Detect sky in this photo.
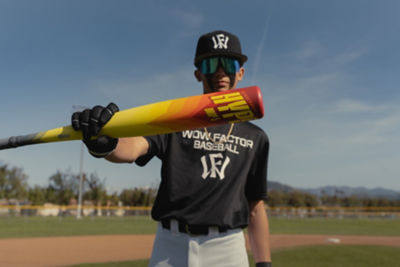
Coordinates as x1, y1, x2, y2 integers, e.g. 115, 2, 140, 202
0, 0, 399, 192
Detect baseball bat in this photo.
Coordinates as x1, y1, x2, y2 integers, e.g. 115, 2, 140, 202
0, 86, 264, 150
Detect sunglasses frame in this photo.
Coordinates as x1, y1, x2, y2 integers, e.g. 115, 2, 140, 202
200, 57, 240, 75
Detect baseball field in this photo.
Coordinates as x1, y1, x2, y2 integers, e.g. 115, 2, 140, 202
0, 216, 399, 266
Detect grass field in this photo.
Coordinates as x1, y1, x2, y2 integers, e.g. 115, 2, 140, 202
0, 216, 157, 238
1, 216, 399, 266
0, 215, 399, 238
270, 217, 400, 236
70, 245, 400, 267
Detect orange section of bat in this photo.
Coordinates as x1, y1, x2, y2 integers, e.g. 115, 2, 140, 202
146, 86, 264, 133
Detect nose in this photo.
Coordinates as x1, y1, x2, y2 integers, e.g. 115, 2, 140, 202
215, 66, 227, 76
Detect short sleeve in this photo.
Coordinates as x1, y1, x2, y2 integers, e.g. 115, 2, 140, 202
245, 133, 269, 201
135, 134, 169, 166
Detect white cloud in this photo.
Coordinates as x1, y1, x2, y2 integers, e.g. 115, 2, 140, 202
291, 40, 367, 72
332, 99, 388, 113
331, 48, 367, 66
295, 40, 324, 60
314, 101, 399, 147
298, 72, 342, 90
373, 113, 400, 130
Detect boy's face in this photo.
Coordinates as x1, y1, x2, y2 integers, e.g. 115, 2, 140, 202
194, 57, 245, 93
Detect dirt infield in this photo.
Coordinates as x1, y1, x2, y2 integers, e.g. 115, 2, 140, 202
0, 234, 399, 267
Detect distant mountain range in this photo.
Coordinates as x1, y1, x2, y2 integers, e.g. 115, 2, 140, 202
268, 181, 295, 193
268, 181, 400, 200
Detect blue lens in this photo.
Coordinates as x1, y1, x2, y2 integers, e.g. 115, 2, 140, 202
220, 57, 240, 74
201, 58, 218, 74
200, 57, 239, 75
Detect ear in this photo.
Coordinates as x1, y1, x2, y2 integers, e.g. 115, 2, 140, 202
194, 70, 202, 82
236, 67, 245, 81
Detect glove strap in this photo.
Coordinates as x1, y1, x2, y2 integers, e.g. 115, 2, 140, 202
88, 149, 115, 158
85, 137, 118, 158
256, 262, 272, 267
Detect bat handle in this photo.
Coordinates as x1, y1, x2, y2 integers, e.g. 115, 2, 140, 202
0, 126, 82, 150
0, 134, 39, 150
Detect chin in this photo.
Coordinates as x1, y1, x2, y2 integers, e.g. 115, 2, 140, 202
214, 85, 232, 91
204, 85, 231, 94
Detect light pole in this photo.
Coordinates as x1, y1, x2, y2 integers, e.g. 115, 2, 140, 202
72, 105, 87, 220
77, 142, 84, 219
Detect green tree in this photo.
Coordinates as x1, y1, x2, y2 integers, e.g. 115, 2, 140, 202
119, 187, 157, 206
267, 190, 286, 207
47, 170, 79, 205
106, 192, 120, 206
145, 188, 157, 206
28, 185, 47, 205
119, 189, 135, 206
0, 165, 7, 199
83, 173, 107, 205
287, 191, 305, 207
340, 195, 362, 207
304, 193, 319, 207
0, 164, 29, 200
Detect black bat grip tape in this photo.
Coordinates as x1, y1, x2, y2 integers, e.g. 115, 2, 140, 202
0, 134, 37, 150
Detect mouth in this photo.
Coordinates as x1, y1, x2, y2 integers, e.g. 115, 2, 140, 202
214, 80, 229, 88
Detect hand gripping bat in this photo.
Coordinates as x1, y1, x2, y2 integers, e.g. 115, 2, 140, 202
0, 86, 264, 150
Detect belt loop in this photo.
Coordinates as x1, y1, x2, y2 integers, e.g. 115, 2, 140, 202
170, 219, 179, 234
208, 226, 219, 237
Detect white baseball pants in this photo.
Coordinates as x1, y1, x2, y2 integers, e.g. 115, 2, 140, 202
149, 221, 249, 267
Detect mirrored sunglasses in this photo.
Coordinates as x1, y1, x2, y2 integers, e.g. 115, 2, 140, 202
200, 57, 240, 75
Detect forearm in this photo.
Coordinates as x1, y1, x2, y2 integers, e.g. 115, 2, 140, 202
248, 200, 271, 263
106, 137, 148, 163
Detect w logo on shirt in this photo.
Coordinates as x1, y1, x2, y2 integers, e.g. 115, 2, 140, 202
200, 153, 230, 180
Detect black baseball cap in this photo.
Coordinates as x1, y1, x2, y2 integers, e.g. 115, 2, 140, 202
194, 30, 248, 67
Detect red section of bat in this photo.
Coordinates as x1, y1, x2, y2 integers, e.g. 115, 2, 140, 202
150, 86, 264, 131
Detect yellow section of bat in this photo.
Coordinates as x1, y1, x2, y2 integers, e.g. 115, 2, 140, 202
101, 99, 183, 137
34, 99, 177, 143
33, 125, 82, 143
104, 103, 167, 137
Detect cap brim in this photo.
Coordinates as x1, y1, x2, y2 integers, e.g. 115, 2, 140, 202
195, 52, 248, 66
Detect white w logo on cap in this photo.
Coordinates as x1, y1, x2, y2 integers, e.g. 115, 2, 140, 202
212, 34, 229, 49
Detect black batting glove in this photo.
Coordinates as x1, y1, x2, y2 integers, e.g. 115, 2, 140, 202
71, 103, 119, 158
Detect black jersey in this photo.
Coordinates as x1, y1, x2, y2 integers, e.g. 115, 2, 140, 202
136, 122, 269, 229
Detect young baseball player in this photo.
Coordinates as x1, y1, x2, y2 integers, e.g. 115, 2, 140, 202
72, 30, 272, 267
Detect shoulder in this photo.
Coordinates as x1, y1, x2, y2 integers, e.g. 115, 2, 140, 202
236, 122, 269, 143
